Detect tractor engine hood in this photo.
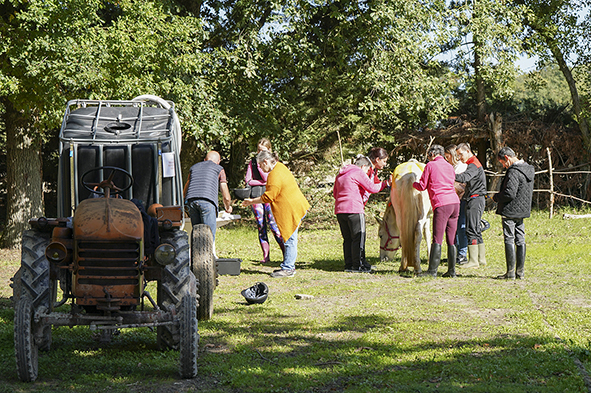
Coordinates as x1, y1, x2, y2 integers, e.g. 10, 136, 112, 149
74, 198, 143, 241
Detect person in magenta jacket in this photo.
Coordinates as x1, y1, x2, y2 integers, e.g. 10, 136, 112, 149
413, 144, 460, 277
334, 156, 389, 273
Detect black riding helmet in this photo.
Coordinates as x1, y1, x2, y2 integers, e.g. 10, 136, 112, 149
241, 282, 269, 304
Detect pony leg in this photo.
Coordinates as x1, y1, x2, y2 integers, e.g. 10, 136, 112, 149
399, 257, 408, 272
414, 222, 422, 273
422, 218, 431, 261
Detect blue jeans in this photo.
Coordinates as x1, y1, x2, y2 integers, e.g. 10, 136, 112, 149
281, 228, 299, 271
187, 199, 217, 241
455, 200, 468, 256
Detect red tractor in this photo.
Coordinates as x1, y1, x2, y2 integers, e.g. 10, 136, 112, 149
12, 97, 216, 381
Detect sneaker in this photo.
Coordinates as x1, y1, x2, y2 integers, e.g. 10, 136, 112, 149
270, 269, 296, 278
457, 255, 468, 265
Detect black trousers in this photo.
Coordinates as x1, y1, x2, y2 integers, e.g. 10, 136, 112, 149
337, 213, 369, 269
465, 196, 485, 245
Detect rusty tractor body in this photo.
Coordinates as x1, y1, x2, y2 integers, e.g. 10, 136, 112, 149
12, 97, 213, 382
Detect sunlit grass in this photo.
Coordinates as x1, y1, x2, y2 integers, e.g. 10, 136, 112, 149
0, 209, 591, 391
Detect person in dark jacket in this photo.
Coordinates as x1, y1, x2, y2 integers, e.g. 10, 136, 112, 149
493, 147, 535, 280
455, 143, 487, 269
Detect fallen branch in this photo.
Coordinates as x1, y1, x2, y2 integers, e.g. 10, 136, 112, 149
254, 348, 278, 364
563, 213, 591, 219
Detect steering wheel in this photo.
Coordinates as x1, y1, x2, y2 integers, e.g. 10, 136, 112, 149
81, 166, 134, 198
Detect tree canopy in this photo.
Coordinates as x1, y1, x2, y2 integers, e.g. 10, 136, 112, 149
0, 0, 590, 246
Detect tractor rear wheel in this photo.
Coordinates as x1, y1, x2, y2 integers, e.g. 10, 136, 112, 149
157, 230, 196, 350
191, 224, 216, 321
179, 294, 199, 378
18, 230, 53, 351
14, 296, 38, 382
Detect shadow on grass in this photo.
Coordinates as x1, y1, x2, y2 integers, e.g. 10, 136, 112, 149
0, 295, 586, 393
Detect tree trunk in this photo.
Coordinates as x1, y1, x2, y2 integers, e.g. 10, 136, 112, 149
474, 40, 486, 123
1, 100, 44, 248
546, 40, 591, 155
487, 112, 504, 196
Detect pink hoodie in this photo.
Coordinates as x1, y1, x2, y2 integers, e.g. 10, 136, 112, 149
245, 159, 268, 186
413, 155, 459, 209
334, 164, 386, 214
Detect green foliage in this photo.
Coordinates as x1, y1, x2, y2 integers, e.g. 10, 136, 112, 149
514, 66, 573, 121
445, 0, 526, 118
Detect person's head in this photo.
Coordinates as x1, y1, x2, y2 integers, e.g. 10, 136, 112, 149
427, 145, 444, 161
497, 146, 518, 169
368, 147, 389, 169
354, 156, 372, 172
444, 144, 458, 166
257, 138, 272, 154
205, 151, 221, 164
257, 150, 278, 173
455, 142, 473, 163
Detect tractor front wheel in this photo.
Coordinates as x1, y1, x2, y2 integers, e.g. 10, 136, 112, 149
191, 224, 216, 321
14, 296, 38, 382
18, 230, 53, 351
179, 294, 199, 378
157, 230, 196, 350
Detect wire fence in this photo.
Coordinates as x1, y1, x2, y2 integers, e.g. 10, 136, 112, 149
484, 147, 591, 219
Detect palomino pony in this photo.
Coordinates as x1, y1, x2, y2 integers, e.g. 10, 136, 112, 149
377, 160, 432, 273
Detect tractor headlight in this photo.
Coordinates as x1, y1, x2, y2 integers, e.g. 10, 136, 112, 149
45, 242, 67, 263
154, 243, 176, 265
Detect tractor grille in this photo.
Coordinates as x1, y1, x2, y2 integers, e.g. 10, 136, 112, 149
75, 241, 142, 306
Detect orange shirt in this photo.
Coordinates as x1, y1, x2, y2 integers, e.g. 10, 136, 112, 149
261, 162, 310, 240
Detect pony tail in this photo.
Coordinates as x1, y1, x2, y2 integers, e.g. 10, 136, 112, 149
400, 172, 420, 265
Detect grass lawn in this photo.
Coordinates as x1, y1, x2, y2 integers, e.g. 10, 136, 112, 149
1, 209, 591, 392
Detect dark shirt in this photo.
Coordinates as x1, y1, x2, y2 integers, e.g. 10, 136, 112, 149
455, 156, 487, 200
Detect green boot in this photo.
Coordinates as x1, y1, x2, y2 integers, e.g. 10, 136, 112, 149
496, 243, 516, 279
516, 244, 526, 279
421, 243, 441, 277
443, 245, 457, 278
459, 244, 479, 268
478, 243, 486, 266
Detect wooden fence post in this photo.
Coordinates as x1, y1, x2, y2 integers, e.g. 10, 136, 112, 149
547, 147, 554, 219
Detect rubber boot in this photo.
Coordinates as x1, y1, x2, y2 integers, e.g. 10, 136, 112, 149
260, 242, 270, 263
443, 245, 457, 278
459, 244, 479, 268
421, 243, 441, 277
496, 243, 516, 279
478, 243, 486, 266
516, 244, 526, 279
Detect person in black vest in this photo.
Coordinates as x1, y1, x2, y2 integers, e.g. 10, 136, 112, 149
245, 138, 285, 263
183, 150, 233, 241
493, 147, 535, 280
455, 143, 487, 269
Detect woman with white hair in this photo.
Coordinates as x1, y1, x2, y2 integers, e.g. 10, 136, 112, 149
242, 151, 310, 278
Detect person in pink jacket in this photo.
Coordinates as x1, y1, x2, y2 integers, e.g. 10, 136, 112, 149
413, 144, 460, 277
334, 156, 389, 273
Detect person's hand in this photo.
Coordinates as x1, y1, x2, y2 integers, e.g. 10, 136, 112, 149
241, 199, 252, 207
226, 205, 233, 214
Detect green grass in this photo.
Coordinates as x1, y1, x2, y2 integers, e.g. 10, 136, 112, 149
2, 208, 591, 392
